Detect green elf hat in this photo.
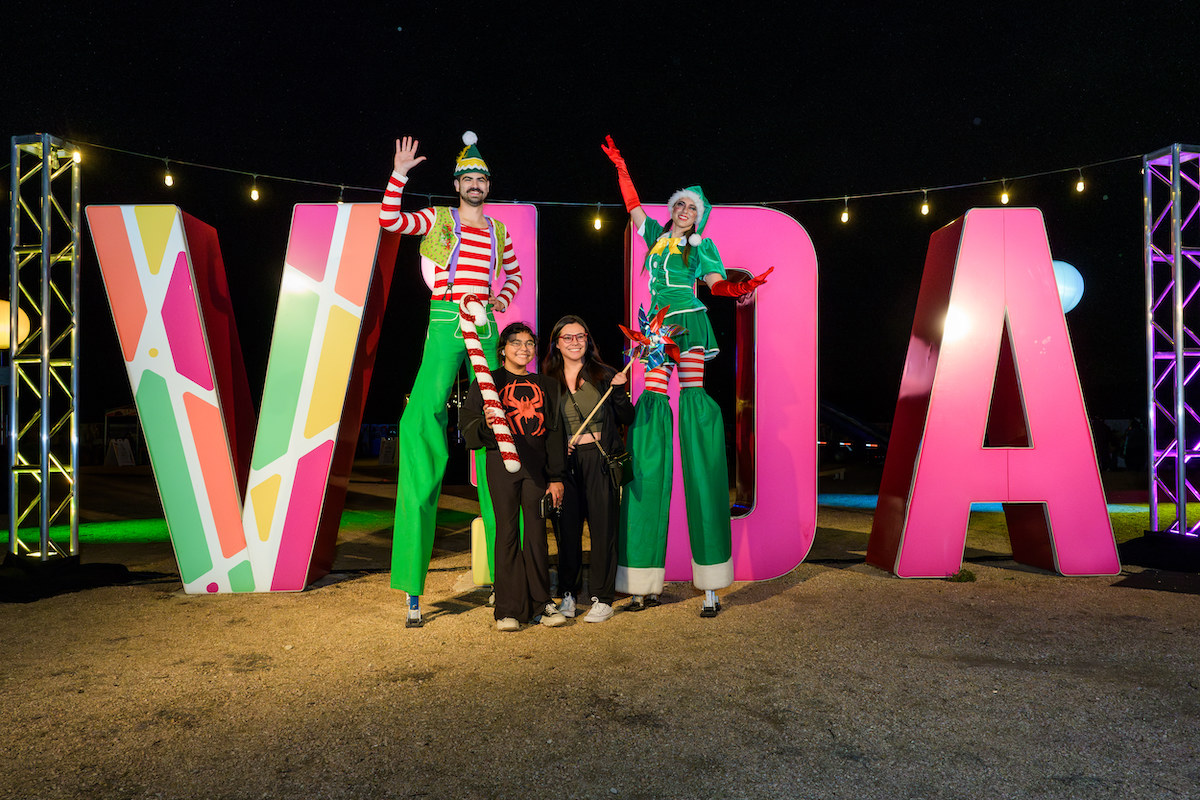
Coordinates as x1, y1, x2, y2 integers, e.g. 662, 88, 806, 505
453, 131, 490, 177
667, 185, 711, 244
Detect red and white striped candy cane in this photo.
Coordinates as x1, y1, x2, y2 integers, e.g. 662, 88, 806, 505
460, 294, 521, 473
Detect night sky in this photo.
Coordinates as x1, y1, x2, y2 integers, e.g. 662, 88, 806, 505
7, 3, 1199, 429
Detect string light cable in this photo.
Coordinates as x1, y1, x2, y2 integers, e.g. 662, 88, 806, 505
59, 137, 1140, 213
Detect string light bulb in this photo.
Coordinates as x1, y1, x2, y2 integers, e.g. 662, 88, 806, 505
920, 190, 930, 216
593, 203, 602, 230
337, 185, 345, 205
72, 150, 81, 164
840, 197, 849, 224
163, 159, 174, 187
250, 175, 260, 202
1000, 180, 1010, 205
1075, 169, 1085, 193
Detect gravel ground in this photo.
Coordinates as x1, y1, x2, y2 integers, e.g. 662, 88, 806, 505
1, 470, 1198, 800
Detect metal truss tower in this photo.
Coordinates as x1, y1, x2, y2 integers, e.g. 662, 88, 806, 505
7, 133, 81, 562
1144, 144, 1200, 538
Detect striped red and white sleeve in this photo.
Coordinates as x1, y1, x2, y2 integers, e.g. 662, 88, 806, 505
379, 171, 436, 234
495, 231, 521, 307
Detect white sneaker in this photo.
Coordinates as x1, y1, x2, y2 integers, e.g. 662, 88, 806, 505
560, 593, 577, 618
539, 602, 567, 627
584, 597, 614, 623
496, 617, 520, 632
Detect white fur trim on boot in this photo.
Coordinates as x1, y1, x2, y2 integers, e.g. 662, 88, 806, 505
691, 558, 733, 591
616, 565, 665, 597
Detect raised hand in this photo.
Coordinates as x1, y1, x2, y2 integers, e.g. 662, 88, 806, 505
393, 136, 427, 177
602, 135, 641, 212
601, 135, 625, 167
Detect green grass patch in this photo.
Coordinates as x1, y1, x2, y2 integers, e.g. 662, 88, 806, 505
18, 506, 478, 546
968, 505, 1159, 545
16, 518, 171, 545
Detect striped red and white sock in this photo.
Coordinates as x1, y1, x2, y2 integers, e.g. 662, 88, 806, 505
644, 364, 672, 395
678, 347, 706, 389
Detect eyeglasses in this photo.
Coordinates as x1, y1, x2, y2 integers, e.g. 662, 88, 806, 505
558, 333, 588, 344
506, 339, 537, 350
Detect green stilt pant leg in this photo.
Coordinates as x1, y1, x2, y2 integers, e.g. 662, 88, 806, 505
390, 300, 498, 594
679, 387, 734, 590
616, 391, 673, 596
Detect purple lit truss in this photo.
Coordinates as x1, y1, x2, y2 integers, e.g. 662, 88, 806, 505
1144, 144, 1200, 537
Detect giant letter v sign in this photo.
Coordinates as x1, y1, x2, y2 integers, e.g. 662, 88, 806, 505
87, 204, 398, 592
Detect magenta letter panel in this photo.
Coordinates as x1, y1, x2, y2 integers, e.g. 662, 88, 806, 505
867, 208, 1119, 577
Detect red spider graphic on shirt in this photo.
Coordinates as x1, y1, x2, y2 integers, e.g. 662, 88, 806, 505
499, 380, 546, 437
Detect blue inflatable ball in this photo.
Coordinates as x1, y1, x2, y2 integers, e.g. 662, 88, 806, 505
1052, 260, 1084, 313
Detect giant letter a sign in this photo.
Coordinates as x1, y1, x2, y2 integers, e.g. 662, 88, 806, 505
867, 208, 1119, 578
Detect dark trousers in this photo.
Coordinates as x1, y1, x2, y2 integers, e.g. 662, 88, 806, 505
487, 456, 552, 623
555, 443, 619, 604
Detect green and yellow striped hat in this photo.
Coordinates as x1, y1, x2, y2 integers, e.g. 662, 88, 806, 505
453, 131, 490, 177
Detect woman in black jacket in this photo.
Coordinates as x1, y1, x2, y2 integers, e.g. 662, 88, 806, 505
542, 314, 635, 623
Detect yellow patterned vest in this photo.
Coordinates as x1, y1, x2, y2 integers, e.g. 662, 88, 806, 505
417, 206, 508, 286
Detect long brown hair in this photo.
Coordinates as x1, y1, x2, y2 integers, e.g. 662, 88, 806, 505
541, 314, 615, 390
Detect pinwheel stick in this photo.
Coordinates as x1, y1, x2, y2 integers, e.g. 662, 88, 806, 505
567, 360, 635, 447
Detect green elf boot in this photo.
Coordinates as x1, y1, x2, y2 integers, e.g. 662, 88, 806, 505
617, 390, 673, 597
679, 387, 733, 590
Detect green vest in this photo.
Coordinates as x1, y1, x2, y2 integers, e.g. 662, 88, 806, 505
417, 206, 508, 286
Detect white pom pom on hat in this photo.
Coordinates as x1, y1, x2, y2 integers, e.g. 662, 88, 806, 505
688, 233, 702, 246
462, 131, 478, 146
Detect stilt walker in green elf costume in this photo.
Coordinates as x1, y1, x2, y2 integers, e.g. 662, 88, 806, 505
601, 136, 772, 617
380, 133, 523, 627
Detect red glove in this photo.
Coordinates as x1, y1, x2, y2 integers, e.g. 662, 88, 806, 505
601, 135, 641, 212
710, 267, 774, 298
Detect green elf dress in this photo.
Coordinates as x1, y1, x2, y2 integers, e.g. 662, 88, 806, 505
617, 185, 734, 596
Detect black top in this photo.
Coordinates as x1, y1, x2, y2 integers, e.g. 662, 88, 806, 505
462, 369, 566, 482
559, 366, 636, 460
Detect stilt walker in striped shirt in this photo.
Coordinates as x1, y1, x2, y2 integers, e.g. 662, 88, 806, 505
601, 136, 771, 617
380, 133, 523, 627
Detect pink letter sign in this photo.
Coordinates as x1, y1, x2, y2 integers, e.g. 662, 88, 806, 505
867, 208, 1119, 577
627, 205, 818, 582
459, 204, 542, 505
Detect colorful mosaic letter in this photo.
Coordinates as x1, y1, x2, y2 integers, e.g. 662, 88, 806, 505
86, 204, 400, 592
867, 208, 1119, 577
627, 205, 819, 582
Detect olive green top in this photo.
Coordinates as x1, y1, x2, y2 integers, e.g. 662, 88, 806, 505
563, 380, 604, 439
